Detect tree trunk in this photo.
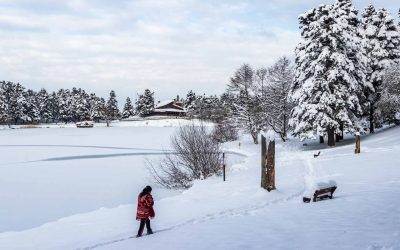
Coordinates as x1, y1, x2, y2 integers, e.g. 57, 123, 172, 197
266, 140, 276, 191
279, 132, 287, 142
355, 135, 361, 154
251, 132, 259, 144
336, 134, 340, 143
261, 135, 267, 189
327, 128, 335, 147
282, 115, 287, 142
319, 136, 324, 144
369, 104, 375, 134
339, 123, 344, 140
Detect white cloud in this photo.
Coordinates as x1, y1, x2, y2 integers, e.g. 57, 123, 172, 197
0, 0, 397, 103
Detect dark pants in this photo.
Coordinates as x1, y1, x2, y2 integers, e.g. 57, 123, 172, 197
137, 218, 152, 236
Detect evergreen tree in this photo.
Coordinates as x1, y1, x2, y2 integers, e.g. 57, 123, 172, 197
290, 3, 364, 146
184, 90, 197, 118
23, 89, 40, 123
58, 89, 73, 123
2, 82, 26, 124
105, 90, 120, 124
0, 82, 8, 124
194, 95, 223, 122
36, 89, 53, 123
88, 93, 105, 122
376, 64, 400, 125
135, 89, 154, 117
122, 97, 135, 119
361, 6, 400, 133
70, 88, 90, 122
49, 91, 60, 123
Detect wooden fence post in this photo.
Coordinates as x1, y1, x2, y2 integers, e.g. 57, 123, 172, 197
355, 134, 361, 154
261, 135, 267, 189
266, 139, 276, 191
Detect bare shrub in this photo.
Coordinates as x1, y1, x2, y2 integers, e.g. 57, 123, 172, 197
212, 122, 238, 143
148, 123, 222, 189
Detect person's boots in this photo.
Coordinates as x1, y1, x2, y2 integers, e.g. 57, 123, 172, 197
147, 229, 153, 235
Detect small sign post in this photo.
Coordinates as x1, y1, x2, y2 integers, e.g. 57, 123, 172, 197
222, 151, 226, 182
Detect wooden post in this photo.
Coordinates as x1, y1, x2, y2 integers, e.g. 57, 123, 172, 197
222, 152, 226, 181
339, 123, 344, 140
266, 139, 276, 191
355, 134, 361, 154
319, 136, 324, 144
261, 135, 267, 189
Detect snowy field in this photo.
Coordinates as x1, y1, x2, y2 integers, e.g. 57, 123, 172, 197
1, 122, 400, 250
0, 120, 203, 233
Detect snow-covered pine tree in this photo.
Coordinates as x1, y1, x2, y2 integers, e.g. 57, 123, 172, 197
2, 82, 27, 124
88, 94, 101, 122
184, 90, 197, 118
70, 88, 90, 122
79, 90, 91, 121
22, 89, 40, 123
332, 0, 367, 139
122, 97, 135, 119
36, 89, 53, 123
377, 64, 400, 125
195, 95, 223, 122
70, 87, 79, 122
361, 6, 400, 133
227, 64, 263, 144
49, 91, 60, 123
57, 89, 72, 123
0, 82, 8, 124
290, 3, 364, 146
89, 95, 106, 122
105, 90, 120, 125
264, 57, 294, 142
135, 89, 154, 117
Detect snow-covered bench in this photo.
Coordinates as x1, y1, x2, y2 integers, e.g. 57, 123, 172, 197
303, 180, 337, 203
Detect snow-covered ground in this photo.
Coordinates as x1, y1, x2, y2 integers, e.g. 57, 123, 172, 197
1, 122, 400, 250
0, 119, 212, 233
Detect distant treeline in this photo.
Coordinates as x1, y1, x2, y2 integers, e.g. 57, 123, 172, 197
0, 81, 231, 125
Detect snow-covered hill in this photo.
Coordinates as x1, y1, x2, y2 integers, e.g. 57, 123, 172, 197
1, 125, 399, 250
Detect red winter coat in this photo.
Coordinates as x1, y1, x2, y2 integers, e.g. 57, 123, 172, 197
136, 193, 155, 220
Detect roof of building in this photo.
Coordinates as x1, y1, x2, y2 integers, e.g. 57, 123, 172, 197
155, 100, 174, 109
153, 108, 186, 113
155, 100, 185, 111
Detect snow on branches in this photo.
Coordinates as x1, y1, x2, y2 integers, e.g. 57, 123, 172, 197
290, 1, 366, 144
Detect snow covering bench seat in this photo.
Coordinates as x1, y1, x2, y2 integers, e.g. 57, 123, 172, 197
303, 180, 337, 203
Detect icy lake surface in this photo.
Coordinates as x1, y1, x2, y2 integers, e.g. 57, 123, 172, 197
0, 126, 179, 232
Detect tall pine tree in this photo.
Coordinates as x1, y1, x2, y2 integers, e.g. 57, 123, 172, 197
122, 97, 135, 119
135, 89, 154, 117
105, 90, 120, 125
361, 6, 400, 133
290, 2, 364, 146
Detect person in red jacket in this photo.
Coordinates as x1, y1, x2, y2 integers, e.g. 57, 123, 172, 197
136, 185, 155, 237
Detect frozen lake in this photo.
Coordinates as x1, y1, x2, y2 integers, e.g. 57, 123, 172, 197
0, 126, 180, 233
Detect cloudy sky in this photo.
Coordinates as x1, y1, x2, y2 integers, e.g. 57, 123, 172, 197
0, 0, 398, 103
